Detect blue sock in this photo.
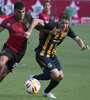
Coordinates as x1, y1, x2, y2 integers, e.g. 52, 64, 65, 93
33, 73, 51, 80
44, 79, 59, 93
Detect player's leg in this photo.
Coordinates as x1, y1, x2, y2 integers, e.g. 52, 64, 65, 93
0, 44, 12, 70
0, 55, 10, 82
0, 55, 9, 69
50, 55, 64, 81
44, 70, 64, 93
0, 65, 10, 82
29, 53, 52, 80
42, 56, 64, 98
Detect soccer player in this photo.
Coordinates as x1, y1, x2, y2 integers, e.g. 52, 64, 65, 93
0, 1, 46, 82
29, 13, 89, 98
38, 0, 58, 39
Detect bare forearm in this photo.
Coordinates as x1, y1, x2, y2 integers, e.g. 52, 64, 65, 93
28, 19, 44, 33
35, 25, 52, 33
24, 19, 44, 38
74, 36, 89, 50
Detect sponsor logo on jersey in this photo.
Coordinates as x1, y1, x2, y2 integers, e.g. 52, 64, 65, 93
44, 17, 47, 20
19, 28, 23, 31
53, 39, 60, 43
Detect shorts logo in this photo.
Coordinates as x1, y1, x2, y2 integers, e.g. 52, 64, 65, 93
48, 63, 52, 68
12, 63, 18, 68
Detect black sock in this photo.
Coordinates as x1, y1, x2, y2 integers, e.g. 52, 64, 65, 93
33, 73, 51, 80
44, 79, 59, 93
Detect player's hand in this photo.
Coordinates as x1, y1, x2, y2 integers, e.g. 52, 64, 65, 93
81, 45, 89, 50
51, 29, 62, 35
24, 32, 31, 39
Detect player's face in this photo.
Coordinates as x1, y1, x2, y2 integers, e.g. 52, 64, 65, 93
14, 7, 25, 22
58, 19, 69, 31
44, 2, 51, 12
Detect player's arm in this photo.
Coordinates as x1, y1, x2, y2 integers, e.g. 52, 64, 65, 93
68, 26, 89, 50
35, 24, 52, 34
24, 18, 44, 38
74, 36, 89, 50
36, 21, 61, 35
24, 19, 59, 38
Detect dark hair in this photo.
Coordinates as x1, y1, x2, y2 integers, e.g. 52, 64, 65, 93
43, 0, 51, 6
59, 13, 69, 21
14, 1, 25, 10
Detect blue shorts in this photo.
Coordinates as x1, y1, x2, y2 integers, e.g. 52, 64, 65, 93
35, 53, 62, 74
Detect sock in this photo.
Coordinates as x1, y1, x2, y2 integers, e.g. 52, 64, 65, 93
44, 79, 59, 93
33, 73, 51, 80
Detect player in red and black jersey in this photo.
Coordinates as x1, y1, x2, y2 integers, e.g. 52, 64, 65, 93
0, 1, 47, 82
29, 13, 89, 98
38, 0, 59, 39
0, 1, 34, 82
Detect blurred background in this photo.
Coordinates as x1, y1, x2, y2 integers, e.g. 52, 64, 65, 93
0, 0, 90, 24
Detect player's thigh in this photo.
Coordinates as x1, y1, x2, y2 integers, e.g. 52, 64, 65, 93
50, 68, 60, 79
50, 69, 64, 81
35, 53, 56, 73
52, 55, 62, 71
50, 56, 63, 80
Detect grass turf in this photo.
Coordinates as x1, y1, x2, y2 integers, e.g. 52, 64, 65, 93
0, 24, 90, 100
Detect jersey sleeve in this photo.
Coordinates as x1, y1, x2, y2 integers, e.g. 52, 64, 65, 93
38, 13, 42, 19
0, 18, 7, 28
25, 13, 33, 24
44, 21, 56, 30
68, 26, 77, 38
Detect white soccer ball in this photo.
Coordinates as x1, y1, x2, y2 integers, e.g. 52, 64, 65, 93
25, 78, 41, 94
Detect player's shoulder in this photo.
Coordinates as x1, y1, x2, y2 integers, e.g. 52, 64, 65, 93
39, 11, 47, 17
25, 13, 32, 19
24, 13, 33, 24
1, 15, 14, 26
4, 15, 14, 21
68, 25, 73, 32
2, 15, 14, 23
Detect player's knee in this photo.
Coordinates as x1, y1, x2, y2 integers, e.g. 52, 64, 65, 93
0, 62, 5, 68
60, 74, 64, 80
50, 69, 60, 81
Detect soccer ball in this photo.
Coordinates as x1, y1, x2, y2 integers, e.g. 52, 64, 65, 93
25, 78, 40, 94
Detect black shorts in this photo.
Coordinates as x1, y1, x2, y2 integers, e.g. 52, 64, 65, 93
0, 44, 24, 72
35, 53, 62, 74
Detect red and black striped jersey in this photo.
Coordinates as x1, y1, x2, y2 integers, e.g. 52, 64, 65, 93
0, 14, 33, 55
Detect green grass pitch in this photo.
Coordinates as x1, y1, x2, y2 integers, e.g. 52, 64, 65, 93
0, 24, 90, 100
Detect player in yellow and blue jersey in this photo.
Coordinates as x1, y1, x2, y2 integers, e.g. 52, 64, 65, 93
29, 13, 89, 98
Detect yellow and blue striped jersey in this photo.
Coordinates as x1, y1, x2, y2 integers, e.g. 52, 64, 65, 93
35, 21, 77, 57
